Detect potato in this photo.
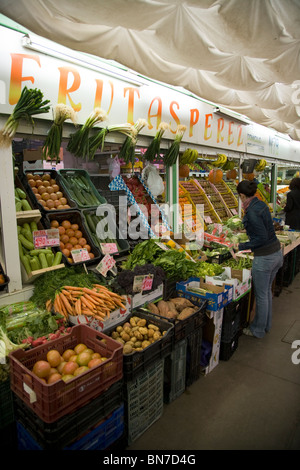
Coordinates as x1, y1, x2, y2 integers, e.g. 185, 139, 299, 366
129, 318, 137, 327
115, 338, 125, 344
111, 331, 119, 339
121, 331, 131, 342
124, 326, 131, 334
142, 340, 151, 349
147, 302, 159, 315
123, 322, 131, 329
138, 327, 148, 336
134, 341, 142, 348
134, 331, 143, 341
153, 331, 161, 341
123, 344, 133, 354
137, 319, 146, 327
148, 324, 159, 331
116, 326, 123, 333
147, 328, 155, 338
177, 307, 197, 320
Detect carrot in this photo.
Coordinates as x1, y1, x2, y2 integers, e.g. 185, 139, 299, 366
55, 294, 67, 318
63, 286, 84, 291
46, 299, 52, 311
75, 298, 81, 315
59, 292, 73, 315
61, 289, 72, 299
81, 296, 96, 311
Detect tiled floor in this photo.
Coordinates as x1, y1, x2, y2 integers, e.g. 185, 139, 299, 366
127, 274, 300, 450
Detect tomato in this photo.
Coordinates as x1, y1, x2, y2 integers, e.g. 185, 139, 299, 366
32, 361, 51, 378
47, 350, 62, 368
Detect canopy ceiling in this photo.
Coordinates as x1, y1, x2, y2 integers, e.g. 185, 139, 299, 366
1, 0, 300, 141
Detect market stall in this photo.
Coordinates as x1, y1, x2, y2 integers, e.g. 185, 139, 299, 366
0, 20, 300, 451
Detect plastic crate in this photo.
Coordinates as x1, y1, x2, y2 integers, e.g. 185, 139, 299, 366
58, 169, 107, 209
124, 359, 164, 445
185, 327, 203, 387
9, 324, 123, 423
13, 379, 123, 450
221, 299, 244, 342
99, 189, 127, 208
82, 208, 130, 256
205, 250, 232, 264
0, 379, 14, 429
103, 310, 174, 381
43, 209, 102, 266
164, 339, 187, 404
0, 422, 17, 450
17, 403, 124, 450
22, 169, 78, 213
220, 331, 239, 361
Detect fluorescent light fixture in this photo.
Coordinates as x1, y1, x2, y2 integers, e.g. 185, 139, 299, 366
22, 34, 148, 87
213, 106, 252, 124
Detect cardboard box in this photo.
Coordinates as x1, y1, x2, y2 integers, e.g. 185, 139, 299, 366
176, 277, 233, 311
206, 266, 252, 301
130, 283, 164, 310
68, 297, 131, 332
203, 308, 224, 374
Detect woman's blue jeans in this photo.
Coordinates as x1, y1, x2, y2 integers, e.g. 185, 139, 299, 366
250, 249, 283, 338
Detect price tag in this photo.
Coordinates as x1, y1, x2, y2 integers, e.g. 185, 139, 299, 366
204, 216, 213, 224
133, 274, 154, 293
231, 209, 238, 215
71, 248, 90, 263
33, 229, 60, 248
96, 254, 116, 277
100, 243, 118, 254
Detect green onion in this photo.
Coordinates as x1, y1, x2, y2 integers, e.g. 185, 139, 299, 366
144, 122, 170, 162
67, 107, 107, 158
0, 87, 50, 147
87, 122, 136, 160
164, 124, 187, 167
43, 104, 77, 163
119, 118, 148, 166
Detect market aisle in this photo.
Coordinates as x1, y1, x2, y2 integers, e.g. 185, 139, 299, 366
127, 274, 300, 451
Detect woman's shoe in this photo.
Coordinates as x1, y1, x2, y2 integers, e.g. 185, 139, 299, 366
243, 327, 255, 337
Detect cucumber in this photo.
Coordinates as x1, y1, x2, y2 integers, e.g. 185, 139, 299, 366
30, 222, 38, 232
15, 201, 22, 212
53, 251, 63, 266
85, 213, 96, 233
18, 234, 34, 251
16, 187, 27, 199
30, 258, 40, 272
38, 252, 48, 269
22, 223, 31, 232
29, 249, 52, 256
18, 240, 24, 257
17, 225, 22, 234
20, 255, 31, 275
21, 229, 33, 243
21, 199, 31, 211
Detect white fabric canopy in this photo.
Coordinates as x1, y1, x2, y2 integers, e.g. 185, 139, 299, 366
1, 0, 300, 140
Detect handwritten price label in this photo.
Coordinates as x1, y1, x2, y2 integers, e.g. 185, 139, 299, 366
33, 229, 60, 248
96, 254, 116, 277
71, 248, 90, 263
133, 274, 154, 293
100, 243, 118, 254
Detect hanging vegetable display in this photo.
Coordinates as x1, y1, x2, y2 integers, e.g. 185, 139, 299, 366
143, 122, 170, 162
87, 122, 136, 160
43, 104, 77, 163
119, 118, 148, 166
0, 87, 50, 147
164, 124, 187, 167
66, 107, 107, 158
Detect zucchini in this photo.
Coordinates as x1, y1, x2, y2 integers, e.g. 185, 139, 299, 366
53, 251, 63, 266
32, 255, 41, 270
85, 213, 96, 233
30, 258, 40, 272
20, 255, 31, 275
29, 249, 52, 256
16, 187, 27, 199
15, 201, 22, 212
21, 229, 33, 243
21, 199, 31, 211
22, 223, 31, 232
30, 221, 38, 232
18, 234, 34, 251
46, 252, 54, 266
38, 252, 48, 269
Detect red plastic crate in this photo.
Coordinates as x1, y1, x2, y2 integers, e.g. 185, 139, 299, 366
9, 324, 123, 423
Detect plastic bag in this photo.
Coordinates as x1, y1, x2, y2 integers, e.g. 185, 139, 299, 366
142, 163, 164, 197
108, 156, 120, 179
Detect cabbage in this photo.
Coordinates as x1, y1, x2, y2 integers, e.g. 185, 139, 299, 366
225, 216, 244, 230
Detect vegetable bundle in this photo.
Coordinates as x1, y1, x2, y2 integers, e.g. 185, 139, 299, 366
164, 124, 187, 167
43, 104, 77, 163
0, 87, 50, 147
143, 122, 170, 162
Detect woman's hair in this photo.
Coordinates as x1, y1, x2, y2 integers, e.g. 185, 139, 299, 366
289, 177, 300, 191
237, 180, 257, 197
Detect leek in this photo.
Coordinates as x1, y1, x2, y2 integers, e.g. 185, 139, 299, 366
164, 124, 187, 167
87, 122, 136, 160
119, 118, 148, 166
43, 104, 77, 163
144, 122, 170, 162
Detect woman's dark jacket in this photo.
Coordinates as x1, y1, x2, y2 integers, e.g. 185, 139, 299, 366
238, 197, 280, 256
284, 189, 300, 230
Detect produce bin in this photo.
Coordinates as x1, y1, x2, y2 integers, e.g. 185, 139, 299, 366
103, 310, 174, 381
185, 327, 203, 386
22, 169, 77, 213
82, 208, 130, 256
124, 359, 164, 445
43, 209, 102, 266
17, 403, 124, 450
220, 331, 240, 361
164, 339, 187, 404
58, 169, 107, 209
221, 299, 243, 342
13, 379, 123, 450
0, 379, 14, 429
9, 324, 123, 423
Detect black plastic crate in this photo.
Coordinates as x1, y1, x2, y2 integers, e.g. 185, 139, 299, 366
205, 250, 232, 264
220, 331, 239, 361
17, 403, 124, 450
58, 169, 107, 209
13, 380, 123, 450
221, 299, 243, 342
103, 310, 174, 381
185, 327, 203, 387
43, 209, 102, 266
164, 339, 187, 404
22, 169, 78, 213
0, 379, 14, 429
99, 189, 127, 208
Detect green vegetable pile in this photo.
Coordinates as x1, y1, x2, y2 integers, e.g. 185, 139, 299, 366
222, 255, 252, 270
124, 239, 224, 282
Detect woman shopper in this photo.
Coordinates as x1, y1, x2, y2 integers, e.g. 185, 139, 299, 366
236, 180, 283, 338
284, 177, 300, 230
